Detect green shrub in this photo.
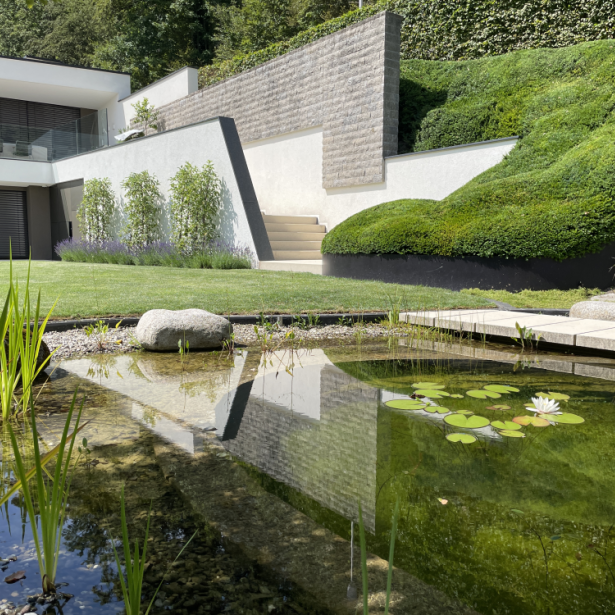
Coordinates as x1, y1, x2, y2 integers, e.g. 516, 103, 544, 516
122, 171, 163, 248
322, 41, 615, 261
77, 178, 116, 243
198, 1, 615, 89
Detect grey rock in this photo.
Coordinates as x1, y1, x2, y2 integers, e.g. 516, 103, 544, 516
590, 292, 615, 302
570, 301, 615, 321
136, 309, 232, 351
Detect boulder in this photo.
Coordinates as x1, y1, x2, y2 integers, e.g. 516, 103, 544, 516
590, 292, 615, 303
570, 301, 615, 321
136, 309, 232, 351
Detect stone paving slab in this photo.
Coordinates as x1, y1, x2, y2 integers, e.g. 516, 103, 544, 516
402, 309, 615, 353
576, 327, 615, 352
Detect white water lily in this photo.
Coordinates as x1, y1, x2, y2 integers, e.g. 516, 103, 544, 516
528, 396, 561, 415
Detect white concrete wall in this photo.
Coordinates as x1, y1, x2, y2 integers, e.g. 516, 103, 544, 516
243, 128, 518, 229
51, 119, 258, 259
0, 159, 54, 187
112, 68, 199, 140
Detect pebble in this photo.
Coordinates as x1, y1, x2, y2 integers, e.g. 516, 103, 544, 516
44, 321, 400, 360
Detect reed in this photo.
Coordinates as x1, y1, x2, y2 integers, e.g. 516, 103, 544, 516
1, 250, 57, 419
7, 389, 84, 593
358, 498, 400, 614
112, 484, 196, 615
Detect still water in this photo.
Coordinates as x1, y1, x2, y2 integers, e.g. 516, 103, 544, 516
2, 339, 615, 614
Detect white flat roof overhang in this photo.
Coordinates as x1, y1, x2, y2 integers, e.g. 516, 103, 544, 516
0, 159, 54, 187
0, 57, 131, 109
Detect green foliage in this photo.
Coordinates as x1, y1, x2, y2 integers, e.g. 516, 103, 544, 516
130, 98, 158, 135
198, 0, 615, 89
111, 484, 196, 615
1, 254, 56, 419
7, 389, 84, 593
199, 4, 383, 87
122, 171, 162, 248
323, 41, 615, 261
169, 162, 222, 252
77, 178, 116, 243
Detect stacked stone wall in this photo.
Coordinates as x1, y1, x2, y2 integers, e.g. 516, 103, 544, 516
145, 11, 402, 189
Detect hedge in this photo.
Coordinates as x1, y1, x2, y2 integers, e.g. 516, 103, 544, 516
199, 0, 615, 88
322, 41, 615, 261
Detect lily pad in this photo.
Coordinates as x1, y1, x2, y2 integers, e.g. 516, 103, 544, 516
444, 414, 490, 429
424, 406, 450, 414
543, 413, 584, 424
499, 429, 526, 438
486, 405, 511, 411
415, 390, 451, 398
450, 394, 464, 399
454, 409, 474, 415
511, 509, 525, 515
513, 415, 550, 427
466, 389, 502, 399
385, 399, 426, 410
412, 382, 445, 389
484, 384, 520, 393
536, 391, 570, 402
446, 433, 477, 444
491, 420, 522, 431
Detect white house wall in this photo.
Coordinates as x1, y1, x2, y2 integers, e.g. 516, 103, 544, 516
51, 119, 259, 258
243, 128, 518, 229
112, 68, 199, 141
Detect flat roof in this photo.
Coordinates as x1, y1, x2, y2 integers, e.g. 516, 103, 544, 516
0, 54, 130, 76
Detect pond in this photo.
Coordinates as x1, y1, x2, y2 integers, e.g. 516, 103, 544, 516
2, 337, 615, 614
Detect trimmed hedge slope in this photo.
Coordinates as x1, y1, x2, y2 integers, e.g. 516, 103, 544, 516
322, 41, 615, 261
199, 1, 615, 89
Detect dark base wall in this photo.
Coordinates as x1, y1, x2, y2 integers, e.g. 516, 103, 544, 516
323, 243, 615, 291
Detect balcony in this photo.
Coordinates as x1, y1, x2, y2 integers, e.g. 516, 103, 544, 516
0, 108, 108, 163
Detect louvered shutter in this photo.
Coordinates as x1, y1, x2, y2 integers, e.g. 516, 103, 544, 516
0, 191, 29, 259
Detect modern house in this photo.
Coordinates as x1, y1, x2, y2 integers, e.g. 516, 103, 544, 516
0, 12, 516, 273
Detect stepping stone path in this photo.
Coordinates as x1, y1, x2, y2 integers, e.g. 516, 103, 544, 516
401, 306, 615, 352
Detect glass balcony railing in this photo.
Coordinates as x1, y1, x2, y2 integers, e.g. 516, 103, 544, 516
0, 108, 108, 162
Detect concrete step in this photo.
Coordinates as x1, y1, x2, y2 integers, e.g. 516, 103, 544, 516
270, 240, 323, 250
273, 250, 322, 260
259, 260, 323, 274
262, 214, 320, 225
265, 223, 327, 233
267, 231, 326, 241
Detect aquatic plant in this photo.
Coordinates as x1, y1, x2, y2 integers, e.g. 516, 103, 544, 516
7, 389, 84, 593
528, 396, 562, 415
1, 251, 57, 419
111, 484, 196, 615
358, 498, 399, 614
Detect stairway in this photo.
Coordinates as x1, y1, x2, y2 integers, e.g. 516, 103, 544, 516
259, 213, 326, 274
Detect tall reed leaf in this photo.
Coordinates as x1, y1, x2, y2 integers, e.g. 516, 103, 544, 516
1, 247, 58, 419
7, 388, 84, 593
112, 485, 197, 615
358, 498, 400, 614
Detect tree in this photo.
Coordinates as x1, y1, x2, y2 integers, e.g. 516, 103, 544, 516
131, 98, 159, 135
170, 162, 222, 252
77, 178, 116, 243
122, 171, 162, 247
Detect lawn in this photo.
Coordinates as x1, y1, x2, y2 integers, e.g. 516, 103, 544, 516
1, 261, 494, 319
460, 287, 603, 309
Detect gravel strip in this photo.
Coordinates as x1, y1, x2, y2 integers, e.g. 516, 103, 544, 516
44, 322, 396, 360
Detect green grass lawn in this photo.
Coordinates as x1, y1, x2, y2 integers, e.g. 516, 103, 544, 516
460, 287, 603, 309
1, 261, 494, 319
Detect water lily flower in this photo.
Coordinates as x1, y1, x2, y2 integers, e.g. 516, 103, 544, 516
528, 396, 561, 415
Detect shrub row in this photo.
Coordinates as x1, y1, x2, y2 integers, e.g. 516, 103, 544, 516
198, 0, 615, 88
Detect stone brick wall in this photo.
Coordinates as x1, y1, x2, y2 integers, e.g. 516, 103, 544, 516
147, 11, 402, 189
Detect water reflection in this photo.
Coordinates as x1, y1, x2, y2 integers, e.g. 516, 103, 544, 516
59, 343, 615, 615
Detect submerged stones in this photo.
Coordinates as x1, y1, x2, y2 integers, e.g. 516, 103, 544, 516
570, 300, 615, 321
136, 309, 232, 351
